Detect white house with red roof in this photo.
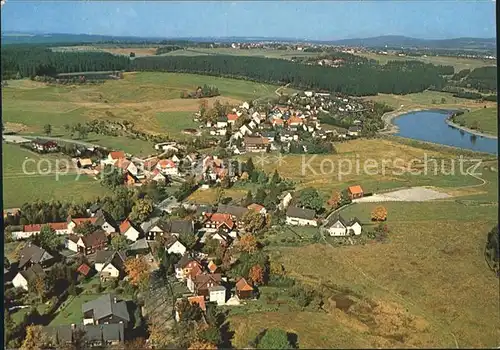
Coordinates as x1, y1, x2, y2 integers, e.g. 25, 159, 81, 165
156, 159, 179, 176
120, 219, 141, 242
227, 113, 239, 125
12, 222, 69, 240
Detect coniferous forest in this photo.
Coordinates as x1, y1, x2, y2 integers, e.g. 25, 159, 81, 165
3, 44, 495, 97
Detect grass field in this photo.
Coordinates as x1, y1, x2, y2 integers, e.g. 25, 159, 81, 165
355, 51, 496, 72
229, 197, 499, 348
454, 107, 497, 136
187, 187, 248, 205
258, 138, 491, 198
364, 90, 497, 114
2, 143, 109, 207
2, 72, 280, 145
160, 47, 321, 61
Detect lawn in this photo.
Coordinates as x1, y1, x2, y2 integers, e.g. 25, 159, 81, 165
259, 138, 485, 198
364, 90, 497, 114
355, 51, 496, 72
2, 72, 280, 147
2, 143, 110, 207
161, 47, 321, 61
454, 107, 497, 136
187, 187, 248, 205
258, 200, 499, 348
49, 294, 101, 326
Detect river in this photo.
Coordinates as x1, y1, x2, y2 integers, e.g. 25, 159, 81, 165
394, 110, 498, 154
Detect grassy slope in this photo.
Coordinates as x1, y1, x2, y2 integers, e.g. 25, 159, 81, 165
2, 72, 279, 140
455, 107, 497, 135
258, 138, 486, 197
355, 51, 496, 72
2, 143, 109, 207
230, 199, 499, 348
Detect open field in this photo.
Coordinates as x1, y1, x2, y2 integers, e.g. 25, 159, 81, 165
2, 72, 280, 145
355, 51, 496, 72
160, 47, 321, 60
232, 197, 499, 348
364, 90, 497, 114
259, 138, 493, 198
454, 107, 497, 136
2, 143, 109, 207
54, 45, 158, 57
187, 187, 248, 205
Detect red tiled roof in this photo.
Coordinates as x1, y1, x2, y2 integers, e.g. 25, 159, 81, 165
236, 277, 254, 291
109, 151, 126, 160
157, 159, 176, 169
24, 222, 67, 232
227, 113, 239, 121
205, 213, 234, 230
143, 157, 159, 171
208, 260, 218, 273
287, 116, 304, 125
77, 263, 91, 276
247, 203, 265, 212
114, 158, 131, 170
71, 217, 98, 225
348, 185, 363, 195
187, 296, 206, 312
272, 118, 284, 125
119, 219, 132, 233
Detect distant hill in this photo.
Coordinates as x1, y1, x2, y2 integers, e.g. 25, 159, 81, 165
329, 35, 496, 50
1, 32, 496, 51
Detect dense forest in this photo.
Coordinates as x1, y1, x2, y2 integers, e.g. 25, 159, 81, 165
0, 45, 487, 97
1, 46, 130, 79
132, 55, 452, 96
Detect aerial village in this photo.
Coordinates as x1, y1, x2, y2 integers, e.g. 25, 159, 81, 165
3, 90, 384, 348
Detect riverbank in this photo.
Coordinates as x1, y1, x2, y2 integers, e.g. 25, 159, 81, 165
380, 107, 431, 135
445, 117, 498, 140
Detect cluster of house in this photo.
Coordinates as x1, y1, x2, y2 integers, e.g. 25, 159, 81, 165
201, 93, 366, 155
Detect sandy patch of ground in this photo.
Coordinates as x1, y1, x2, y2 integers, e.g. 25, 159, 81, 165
4, 122, 29, 133
354, 187, 451, 202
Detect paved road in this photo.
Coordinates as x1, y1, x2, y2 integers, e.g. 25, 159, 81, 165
5, 134, 105, 149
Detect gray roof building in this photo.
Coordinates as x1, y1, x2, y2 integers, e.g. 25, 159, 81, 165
286, 206, 316, 220
82, 294, 130, 324
18, 243, 54, 269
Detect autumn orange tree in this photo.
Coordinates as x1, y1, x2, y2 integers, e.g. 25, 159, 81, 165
249, 265, 264, 285
124, 256, 150, 289
238, 234, 258, 254
188, 340, 217, 350
371, 206, 388, 222
327, 191, 341, 209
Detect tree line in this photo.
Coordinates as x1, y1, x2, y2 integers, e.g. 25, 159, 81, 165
1, 46, 130, 79
132, 55, 452, 96
2, 45, 455, 96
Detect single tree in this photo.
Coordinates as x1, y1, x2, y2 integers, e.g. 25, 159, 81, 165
111, 235, 129, 251
43, 124, 52, 136
237, 233, 258, 253
249, 264, 264, 285
327, 191, 341, 209
188, 340, 217, 350
73, 221, 98, 236
179, 232, 197, 250
255, 188, 267, 205
242, 190, 253, 207
20, 325, 48, 350
298, 188, 323, 212
256, 328, 293, 349
124, 256, 150, 289
35, 224, 61, 252
130, 198, 154, 222
241, 210, 265, 233
371, 206, 388, 222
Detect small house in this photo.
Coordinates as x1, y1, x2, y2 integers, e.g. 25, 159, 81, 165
209, 285, 227, 306
12, 263, 46, 291
32, 139, 58, 152
188, 273, 222, 297
285, 206, 317, 226
243, 136, 268, 153
235, 277, 254, 299
82, 294, 130, 327
347, 185, 364, 199
324, 214, 362, 237
18, 242, 54, 270
67, 230, 108, 255
119, 219, 142, 242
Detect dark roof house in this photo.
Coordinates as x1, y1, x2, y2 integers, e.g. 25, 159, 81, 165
82, 294, 130, 324
18, 243, 54, 270
285, 206, 316, 220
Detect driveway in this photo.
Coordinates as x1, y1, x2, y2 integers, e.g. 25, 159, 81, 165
353, 187, 451, 203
